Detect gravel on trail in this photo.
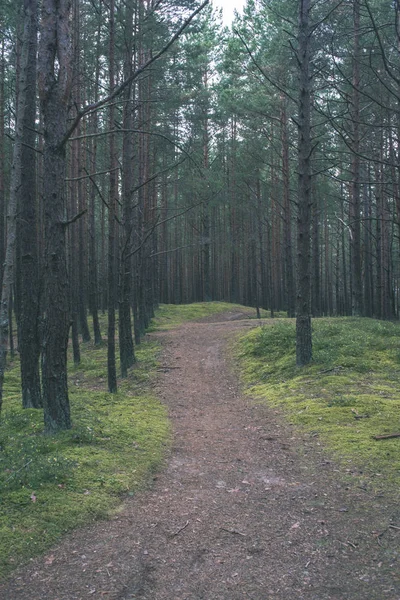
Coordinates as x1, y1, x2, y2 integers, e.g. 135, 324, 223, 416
1, 313, 399, 600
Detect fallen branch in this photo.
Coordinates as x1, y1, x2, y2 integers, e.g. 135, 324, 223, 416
220, 527, 246, 537
318, 366, 344, 374
373, 433, 400, 440
170, 520, 189, 537
5, 459, 32, 483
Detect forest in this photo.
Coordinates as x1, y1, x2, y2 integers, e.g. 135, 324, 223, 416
1, 0, 400, 591
0, 0, 399, 429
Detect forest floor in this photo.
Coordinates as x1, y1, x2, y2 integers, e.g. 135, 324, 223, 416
0, 311, 399, 600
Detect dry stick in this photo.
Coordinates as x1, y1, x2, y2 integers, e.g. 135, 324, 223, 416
170, 520, 189, 537
221, 527, 246, 537
318, 365, 344, 374
373, 433, 400, 440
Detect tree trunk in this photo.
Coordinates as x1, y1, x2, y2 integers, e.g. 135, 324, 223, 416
107, 0, 118, 393
0, 0, 39, 411
88, 17, 102, 346
0, 39, 5, 285
349, 0, 363, 316
296, 0, 313, 366
119, 0, 136, 378
16, 0, 42, 408
281, 98, 295, 317
38, 0, 73, 432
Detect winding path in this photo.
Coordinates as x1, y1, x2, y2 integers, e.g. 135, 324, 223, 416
1, 314, 399, 599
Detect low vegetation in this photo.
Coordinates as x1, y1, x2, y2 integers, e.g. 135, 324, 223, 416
147, 301, 265, 330
238, 317, 400, 491
0, 302, 243, 579
2, 305, 400, 579
0, 337, 171, 579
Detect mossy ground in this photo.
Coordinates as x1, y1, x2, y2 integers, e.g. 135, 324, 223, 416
237, 317, 400, 491
147, 302, 270, 330
0, 302, 247, 579
4, 306, 398, 580
0, 339, 170, 579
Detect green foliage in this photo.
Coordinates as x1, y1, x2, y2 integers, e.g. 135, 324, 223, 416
0, 335, 170, 580
237, 317, 400, 490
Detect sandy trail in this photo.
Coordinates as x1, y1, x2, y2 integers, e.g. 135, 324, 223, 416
1, 315, 399, 599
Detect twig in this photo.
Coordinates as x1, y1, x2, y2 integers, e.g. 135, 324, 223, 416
62, 209, 87, 227
221, 527, 246, 537
170, 520, 189, 537
156, 366, 182, 371
5, 459, 33, 483
318, 366, 344, 374
389, 525, 400, 531
373, 433, 400, 440
373, 529, 388, 545
336, 539, 356, 549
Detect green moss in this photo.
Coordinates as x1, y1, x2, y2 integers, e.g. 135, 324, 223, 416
147, 302, 269, 331
0, 331, 170, 580
237, 317, 400, 490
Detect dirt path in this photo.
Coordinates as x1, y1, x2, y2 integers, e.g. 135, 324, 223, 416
1, 315, 399, 600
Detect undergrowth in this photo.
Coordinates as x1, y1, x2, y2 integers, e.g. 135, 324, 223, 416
237, 317, 400, 490
147, 302, 270, 330
0, 328, 169, 579
0, 301, 247, 579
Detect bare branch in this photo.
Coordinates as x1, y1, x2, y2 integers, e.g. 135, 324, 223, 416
62, 209, 87, 227
60, 0, 209, 147
234, 28, 297, 104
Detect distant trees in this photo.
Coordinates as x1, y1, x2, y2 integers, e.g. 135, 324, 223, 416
0, 0, 209, 429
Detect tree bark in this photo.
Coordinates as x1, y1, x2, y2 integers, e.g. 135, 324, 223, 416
107, 0, 118, 393
38, 0, 73, 432
281, 97, 295, 317
0, 39, 5, 285
16, 0, 42, 408
0, 0, 39, 411
119, 0, 136, 378
88, 17, 102, 346
296, 0, 313, 366
349, 0, 363, 316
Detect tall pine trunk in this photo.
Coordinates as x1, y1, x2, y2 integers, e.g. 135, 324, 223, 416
119, 0, 136, 377
296, 0, 313, 366
107, 0, 118, 393
349, 0, 363, 316
0, 0, 39, 410
16, 0, 42, 408
38, 0, 73, 432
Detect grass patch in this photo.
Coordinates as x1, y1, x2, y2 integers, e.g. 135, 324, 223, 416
237, 317, 400, 490
147, 302, 270, 331
0, 331, 170, 580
